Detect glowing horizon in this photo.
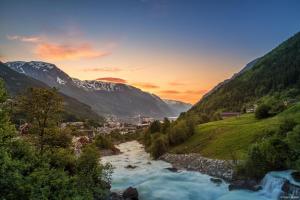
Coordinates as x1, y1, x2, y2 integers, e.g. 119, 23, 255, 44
1, 0, 299, 104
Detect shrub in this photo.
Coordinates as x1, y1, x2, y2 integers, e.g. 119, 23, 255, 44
237, 136, 290, 179
150, 136, 168, 159
255, 104, 271, 119
279, 117, 297, 134
168, 120, 189, 145
149, 120, 161, 133
94, 135, 114, 150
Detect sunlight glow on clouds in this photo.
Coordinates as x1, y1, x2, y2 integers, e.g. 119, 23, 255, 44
132, 82, 160, 89
7, 35, 41, 43
83, 67, 122, 72
35, 42, 110, 61
96, 77, 127, 84
6, 34, 112, 61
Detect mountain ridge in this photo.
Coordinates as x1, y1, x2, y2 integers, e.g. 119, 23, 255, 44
6, 61, 176, 119
186, 31, 300, 117
0, 61, 102, 121
163, 99, 192, 116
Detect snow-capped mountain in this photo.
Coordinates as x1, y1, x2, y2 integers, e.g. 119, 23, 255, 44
0, 62, 101, 121
163, 99, 192, 116
6, 61, 175, 119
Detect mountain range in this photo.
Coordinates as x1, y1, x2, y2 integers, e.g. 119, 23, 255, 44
163, 99, 192, 116
2, 61, 191, 120
0, 62, 102, 121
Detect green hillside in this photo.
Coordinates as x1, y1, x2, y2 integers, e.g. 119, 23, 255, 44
170, 103, 300, 160
187, 32, 300, 117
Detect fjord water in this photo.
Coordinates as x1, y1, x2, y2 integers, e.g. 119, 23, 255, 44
102, 141, 286, 200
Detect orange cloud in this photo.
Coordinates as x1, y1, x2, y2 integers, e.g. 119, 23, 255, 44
156, 89, 208, 104
168, 81, 185, 86
83, 67, 122, 72
159, 90, 181, 94
132, 82, 159, 89
96, 77, 127, 84
7, 35, 41, 43
185, 89, 208, 95
35, 42, 110, 61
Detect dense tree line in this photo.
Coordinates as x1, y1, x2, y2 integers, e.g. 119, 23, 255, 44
0, 82, 112, 199
144, 114, 209, 159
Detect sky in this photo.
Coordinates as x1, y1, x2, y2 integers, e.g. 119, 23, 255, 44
1, 0, 300, 103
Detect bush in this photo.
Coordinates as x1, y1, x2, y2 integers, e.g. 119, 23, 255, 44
150, 136, 168, 159
287, 125, 300, 170
279, 117, 297, 135
94, 135, 114, 150
237, 136, 290, 179
168, 120, 189, 145
255, 104, 271, 119
149, 120, 161, 133
76, 144, 112, 199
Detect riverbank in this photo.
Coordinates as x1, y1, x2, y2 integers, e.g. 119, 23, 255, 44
103, 141, 300, 200
160, 153, 234, 181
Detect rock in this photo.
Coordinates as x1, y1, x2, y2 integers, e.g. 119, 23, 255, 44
125, 165, 137, 169
281, 180, 300, 199
122, 187, 139, 200
292, 171, 300, 182
110, 192, 123, 200
281, 180, 290, 193
146, 161, 151, 165
165, 167, 178, 172
210, 178, 222, 185
228, 179, 261, 192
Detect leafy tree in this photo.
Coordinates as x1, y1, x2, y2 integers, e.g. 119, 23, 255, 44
76, 144, 112, 199
149, 120, 161, 133
0, 83, 112, 199
237, 134, 292, 179
168, 120, 189, 145
17, 88, 63, 153
94, 135, 114, 150
150, 136, 168, 159
161, 118, 171, 134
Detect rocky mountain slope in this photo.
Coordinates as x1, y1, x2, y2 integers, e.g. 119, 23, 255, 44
6, 61, 175, 119
0, 62, 102, 121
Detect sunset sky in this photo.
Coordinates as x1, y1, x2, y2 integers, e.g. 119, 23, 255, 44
1, 0, 300, 103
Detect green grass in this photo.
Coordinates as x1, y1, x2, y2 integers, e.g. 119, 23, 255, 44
170, 103, 300, 160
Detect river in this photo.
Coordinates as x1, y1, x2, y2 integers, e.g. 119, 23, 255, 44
102, 141, 297, 200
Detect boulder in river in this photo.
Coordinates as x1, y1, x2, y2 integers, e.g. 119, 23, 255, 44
210, 178, 223, 186
109, 192, 123, 200
281, 180, 300, 199
292, 171, 300, 182
165, 167, 178, 172
125, 165, 137, 169
122, 187, 139, 200
228, 179, 262, 191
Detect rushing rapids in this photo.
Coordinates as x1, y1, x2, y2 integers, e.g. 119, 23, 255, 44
102, 141, 299, 200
